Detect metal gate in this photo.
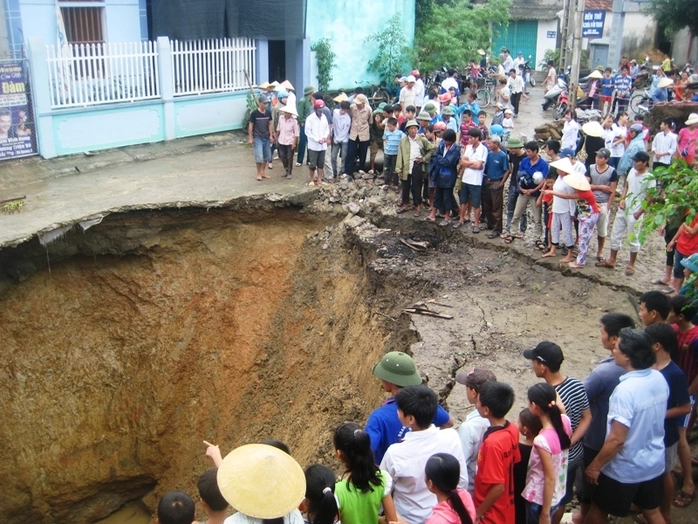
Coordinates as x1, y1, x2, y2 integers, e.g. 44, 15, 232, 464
493, 20, 539, 69
0, 58, 38, 160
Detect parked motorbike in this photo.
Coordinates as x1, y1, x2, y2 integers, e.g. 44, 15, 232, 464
542, 77, 569, 117
523, 57, 535, 87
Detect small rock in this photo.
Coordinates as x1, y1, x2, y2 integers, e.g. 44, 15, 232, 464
347, 202, 361, 215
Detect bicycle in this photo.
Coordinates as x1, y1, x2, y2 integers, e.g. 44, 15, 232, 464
629, 88, 651, 114
355, 81, 390, 107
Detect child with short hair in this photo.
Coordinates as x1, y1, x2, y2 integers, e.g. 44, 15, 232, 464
474, 381, 521, 524
477, 112, 490, 142
399, 106, 416, 132
644, 323, 691, 523
334, 422, 397, 524
668, 295, 698, 508
158, 491, 196, 524
502, 110, 514, 142
383, 117, 404, 188
425, 453, 476, 524
381, 385, 467, 524
521, 383, 572, 524
638, 290, 672, 326
302, 464, 339, 524
514, 409, 542, 524
456, 367, 497, 495
196, 469, 229, 524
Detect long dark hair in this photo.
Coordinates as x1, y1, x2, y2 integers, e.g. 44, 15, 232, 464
527, 383, 571, 450
333, 422, 382, 493
424, 454, 473, 524
304, 464, 338, 524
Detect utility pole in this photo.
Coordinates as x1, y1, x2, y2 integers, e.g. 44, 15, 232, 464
607, 0, 625, 72
559, 0, 573, 70
569, 0, 585, 106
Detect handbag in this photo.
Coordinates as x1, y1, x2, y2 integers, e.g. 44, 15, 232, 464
576, 135, 588, 162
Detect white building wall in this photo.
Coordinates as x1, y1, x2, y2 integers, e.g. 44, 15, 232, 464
536, 19, 559, 69
19, 0, 142, 45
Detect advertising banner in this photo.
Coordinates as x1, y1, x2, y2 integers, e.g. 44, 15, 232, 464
0, 61, 37, 160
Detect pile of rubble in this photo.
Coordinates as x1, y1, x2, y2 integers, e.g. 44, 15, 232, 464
534, 108, 604, 142
308, 173, 400, 217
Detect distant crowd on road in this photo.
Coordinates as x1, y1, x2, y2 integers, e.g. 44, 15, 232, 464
154, 288, 697, 524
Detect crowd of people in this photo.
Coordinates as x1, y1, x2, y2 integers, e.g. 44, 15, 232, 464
154, 294, 697, 524
246, 67, 698, 281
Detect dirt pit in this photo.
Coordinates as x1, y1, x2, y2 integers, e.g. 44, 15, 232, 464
0, 204, 695, 524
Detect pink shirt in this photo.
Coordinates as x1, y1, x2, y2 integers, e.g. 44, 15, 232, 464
678, 127, 698, 159
521, 415, 572, 507
426, 489, 477, 524
276, 115, 299, 146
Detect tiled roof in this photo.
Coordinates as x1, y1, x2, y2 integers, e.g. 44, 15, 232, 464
584, 0, 612, 10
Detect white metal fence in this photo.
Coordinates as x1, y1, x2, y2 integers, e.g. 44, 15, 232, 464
171, 38, 256, 96
45, 38, 256, 109
46, 41, 159, 108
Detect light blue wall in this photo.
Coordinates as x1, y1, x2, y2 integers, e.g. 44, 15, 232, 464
18, 0, 143, 44
28, 37, 250, 158
305, 0, 415, 90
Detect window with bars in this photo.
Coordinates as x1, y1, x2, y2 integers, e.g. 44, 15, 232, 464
61, 6, 104, 44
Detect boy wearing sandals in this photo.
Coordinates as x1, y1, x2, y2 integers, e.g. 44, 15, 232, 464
597, 151, 655, 275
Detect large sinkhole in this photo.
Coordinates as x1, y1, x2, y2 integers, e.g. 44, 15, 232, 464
0, 205, 635, 523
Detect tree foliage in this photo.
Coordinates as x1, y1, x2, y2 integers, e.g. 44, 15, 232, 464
638, 160, 698, 244
365, 13, 412, 86
646, 0, 698, 39
414, 0, 512, 74
311, 38, 337, 93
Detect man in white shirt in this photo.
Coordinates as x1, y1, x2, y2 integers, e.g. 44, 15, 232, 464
501, 49, 514, 75
380, 385, 467, 524
513, 51, 525, 74
304, 99, 330, 186
651, 118, 677, 167
399, 75, 417, 114
599, 151, 655, 275
441, 68, 459, 95
507, 69, 529, 117
412, 69, 425, 111
457, 127, 489, 232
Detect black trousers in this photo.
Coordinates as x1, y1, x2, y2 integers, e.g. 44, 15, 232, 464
511, 92, 522, 115
434, 187, 454, 215
346, 137, 369, 177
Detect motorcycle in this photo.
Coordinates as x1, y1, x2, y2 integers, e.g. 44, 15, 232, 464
542, 77, 568, 116
523, 57, 536, 87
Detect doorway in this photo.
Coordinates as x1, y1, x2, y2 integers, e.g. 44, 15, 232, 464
268, 40, 286, 82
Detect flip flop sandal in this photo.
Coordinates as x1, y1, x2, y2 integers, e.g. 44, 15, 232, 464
673, 490, 696, 508
503, 236, 514, 244
472, 226, 480, 233
424, 216, 436, 222
396, 207, 408, 214
514, 232, 525, 239
625, 266, 636, 276
452, 221, 463, 229
439, 220, 450, 227
661, 287, 676, 295
651, 279, 669, 285
534, 240, 546, 250
595, 260, 616, 268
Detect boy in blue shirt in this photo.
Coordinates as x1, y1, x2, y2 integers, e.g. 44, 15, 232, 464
365, 351, 454, 464
600, 68, 615, 115
382, 117, 404, 188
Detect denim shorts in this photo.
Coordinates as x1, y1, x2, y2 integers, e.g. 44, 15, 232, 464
526, 501, 560, 524
253, 137, 272, 163
459, 183, 482, 207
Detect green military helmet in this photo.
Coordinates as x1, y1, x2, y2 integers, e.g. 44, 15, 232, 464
372, 351, 423, 387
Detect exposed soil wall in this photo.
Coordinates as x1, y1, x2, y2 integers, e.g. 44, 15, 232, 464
0, 208, 414, 523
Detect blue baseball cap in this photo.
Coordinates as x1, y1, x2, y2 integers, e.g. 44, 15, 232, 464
560, 148, 576, 158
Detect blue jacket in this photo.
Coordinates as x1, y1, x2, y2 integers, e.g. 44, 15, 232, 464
365, 397, 451, 464
618, 135, 646, 176
430, 141, 461, 188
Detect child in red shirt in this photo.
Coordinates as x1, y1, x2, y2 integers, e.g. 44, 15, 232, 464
668, 296, 698, 508
474, 381, 521, 524
667, 214, 698, 293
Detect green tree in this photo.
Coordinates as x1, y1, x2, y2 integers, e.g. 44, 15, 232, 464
364, 13, 413, 86
646, 0, 698, 39
414, 0, 512, 74
311, 38, 336, 93
639, 161, 698, 245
